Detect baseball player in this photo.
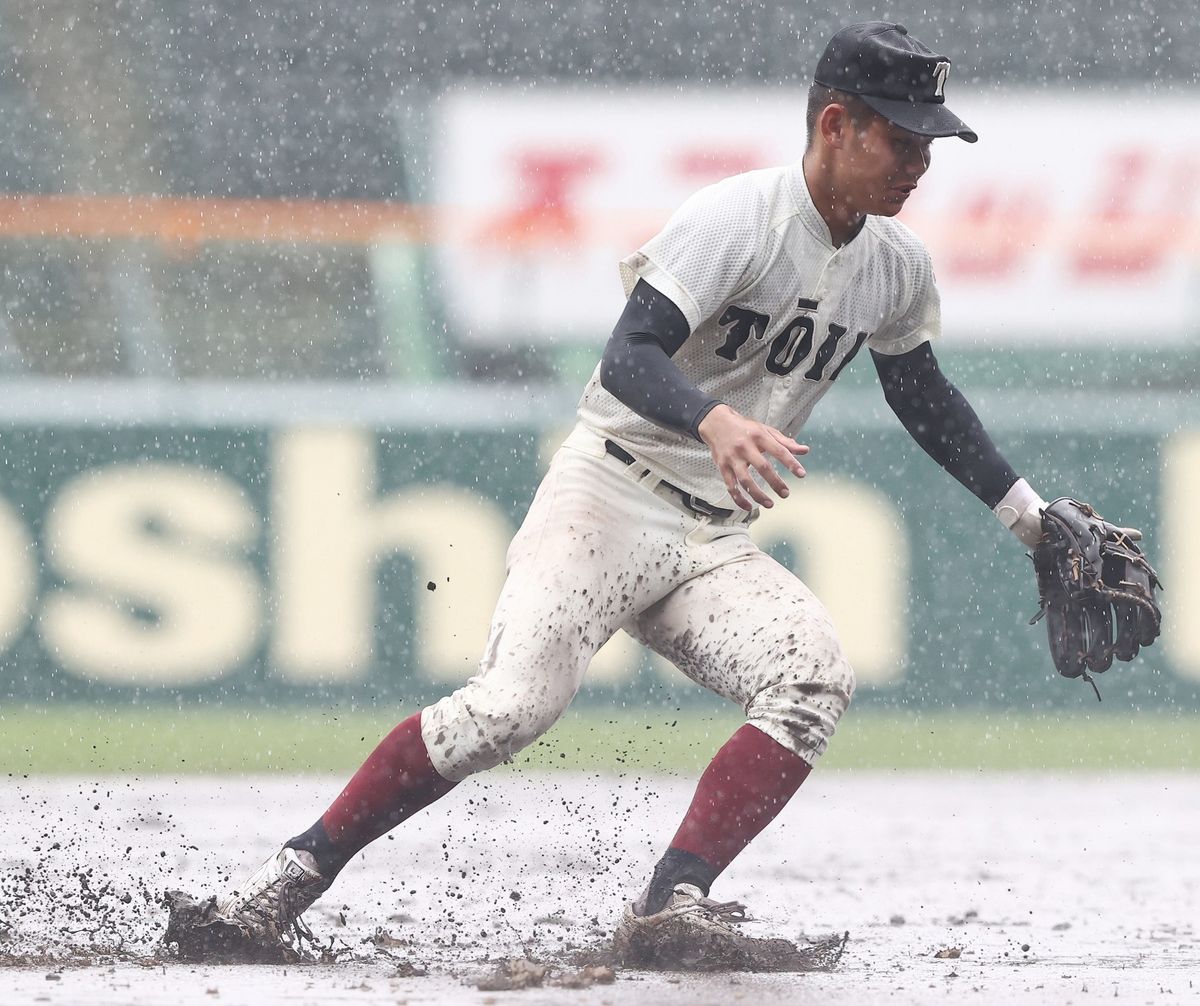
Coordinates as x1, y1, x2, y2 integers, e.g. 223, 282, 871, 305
198, 22, 1155, 962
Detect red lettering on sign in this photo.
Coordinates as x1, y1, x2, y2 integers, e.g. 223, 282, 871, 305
940, 189, 1044, 280
477, 151, 601, 247
673, 150, 763, 183
1072, 151, 1163, 277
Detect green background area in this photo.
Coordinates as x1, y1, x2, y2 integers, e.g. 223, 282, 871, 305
0, 415, 1195, 711
4, 707, 1196, 775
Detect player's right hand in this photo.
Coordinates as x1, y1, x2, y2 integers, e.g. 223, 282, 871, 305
697, 404, 809, 510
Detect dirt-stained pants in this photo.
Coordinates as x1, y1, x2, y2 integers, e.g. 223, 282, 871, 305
420, 425, 854, 783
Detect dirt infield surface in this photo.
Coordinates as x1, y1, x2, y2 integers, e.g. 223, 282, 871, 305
2, 771, 1197, 1004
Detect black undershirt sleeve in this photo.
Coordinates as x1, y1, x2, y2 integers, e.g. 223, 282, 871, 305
600, 279, 722, 441
872, 342, 1018, 509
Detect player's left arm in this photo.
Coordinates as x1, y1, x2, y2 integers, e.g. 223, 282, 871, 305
871, 342, 1046, 545
874, 340, 1162, 685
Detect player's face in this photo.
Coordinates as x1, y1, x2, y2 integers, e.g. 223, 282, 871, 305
840, 115, 933, 217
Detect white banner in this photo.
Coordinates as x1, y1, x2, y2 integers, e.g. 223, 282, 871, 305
433, 88, 1200, 346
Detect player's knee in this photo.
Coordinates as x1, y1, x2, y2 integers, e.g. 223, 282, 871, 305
421, 681, 573, 782
745, 634, 854, 765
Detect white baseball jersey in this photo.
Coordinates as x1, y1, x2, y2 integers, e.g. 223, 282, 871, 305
576, 161, 941, 506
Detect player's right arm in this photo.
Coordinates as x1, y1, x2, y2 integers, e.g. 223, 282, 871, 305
695, 403, 808, 511
601, 278, 807, 510
599, 279, 720, 441
604, 174, 812, 509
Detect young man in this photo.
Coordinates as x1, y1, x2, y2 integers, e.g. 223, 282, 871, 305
206, 22, 1057, 955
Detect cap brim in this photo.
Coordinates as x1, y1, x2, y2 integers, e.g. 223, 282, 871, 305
859, 94, 978, 142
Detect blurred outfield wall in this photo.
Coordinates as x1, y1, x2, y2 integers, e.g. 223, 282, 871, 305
8, 89, 1200, 384
433, 90, 1200, 350
0, 385, 1196, 714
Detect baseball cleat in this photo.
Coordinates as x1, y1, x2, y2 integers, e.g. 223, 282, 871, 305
613, 883, 748, 968
217, 846, 330, 947
613, 883, 848, 972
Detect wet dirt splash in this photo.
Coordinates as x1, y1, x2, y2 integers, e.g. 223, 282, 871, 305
614, 918, 848, 973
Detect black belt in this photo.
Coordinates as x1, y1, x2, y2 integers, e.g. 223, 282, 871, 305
603, 439, 737, 520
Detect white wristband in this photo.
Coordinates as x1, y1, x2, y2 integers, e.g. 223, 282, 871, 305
993, 478, 1049, 548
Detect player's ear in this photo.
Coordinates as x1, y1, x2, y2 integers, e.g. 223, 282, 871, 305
817, 102, 852, 149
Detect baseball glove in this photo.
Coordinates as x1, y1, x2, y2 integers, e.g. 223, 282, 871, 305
1029, 498, 1161, 698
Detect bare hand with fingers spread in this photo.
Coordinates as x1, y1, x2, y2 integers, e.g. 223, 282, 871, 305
697, 404, 809, 510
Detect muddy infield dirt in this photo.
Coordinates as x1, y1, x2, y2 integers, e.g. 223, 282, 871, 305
1, 771, 1197, 1005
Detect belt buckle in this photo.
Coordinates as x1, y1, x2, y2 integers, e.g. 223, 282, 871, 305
681, 493, 720, 518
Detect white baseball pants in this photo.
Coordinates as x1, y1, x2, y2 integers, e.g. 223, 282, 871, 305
421, 424, 854, 782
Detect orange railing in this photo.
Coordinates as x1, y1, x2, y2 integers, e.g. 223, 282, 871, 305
0, 194, 1195, 281
0, 195, 433, 246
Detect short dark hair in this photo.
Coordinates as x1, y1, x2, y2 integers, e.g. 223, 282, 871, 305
805, 83, 878, 144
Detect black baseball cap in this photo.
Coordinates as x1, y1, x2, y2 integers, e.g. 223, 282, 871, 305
814, 22, 977, 143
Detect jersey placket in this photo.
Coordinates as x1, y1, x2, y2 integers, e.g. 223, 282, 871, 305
764, 249, 842, 427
